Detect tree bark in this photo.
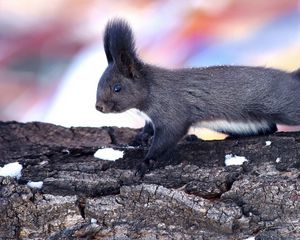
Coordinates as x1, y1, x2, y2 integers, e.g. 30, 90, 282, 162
0, 121, 299, 239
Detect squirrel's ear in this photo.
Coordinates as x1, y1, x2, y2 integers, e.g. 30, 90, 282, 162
116, 50, 139, 78
104, 19, 140, 78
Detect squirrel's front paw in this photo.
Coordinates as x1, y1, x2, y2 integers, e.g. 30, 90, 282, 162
135, 158, 156, 177
130, 132, 152, 146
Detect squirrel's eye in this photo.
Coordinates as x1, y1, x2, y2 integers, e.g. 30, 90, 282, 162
113, 83, 122, 93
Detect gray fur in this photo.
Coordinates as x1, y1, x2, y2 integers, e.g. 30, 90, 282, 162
96, 19, 300, 162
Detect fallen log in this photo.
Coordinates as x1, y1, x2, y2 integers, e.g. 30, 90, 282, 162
0, 121, 299, 239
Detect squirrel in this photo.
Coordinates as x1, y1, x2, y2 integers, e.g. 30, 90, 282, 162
96, 19, 300, 174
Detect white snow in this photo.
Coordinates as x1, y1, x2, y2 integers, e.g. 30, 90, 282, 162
62, 149, 70, 154
94, 148, 124, 161
276, 157, 281, 163
225, 154, 248, 166
265, 141, 272, 146
91, 218, 97, 224
0, 162, 22, 179
124, 145, 137, 149
27, 181, 43, 189
244, 237, 255, 240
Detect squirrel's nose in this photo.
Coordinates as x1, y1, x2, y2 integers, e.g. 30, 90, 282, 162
95, 103, 104, 112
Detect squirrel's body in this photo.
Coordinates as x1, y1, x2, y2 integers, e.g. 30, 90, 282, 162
141, 65, 300, 135
96, 19, 300, 171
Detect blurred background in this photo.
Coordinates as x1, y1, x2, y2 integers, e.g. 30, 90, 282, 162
1, 0, 300, 138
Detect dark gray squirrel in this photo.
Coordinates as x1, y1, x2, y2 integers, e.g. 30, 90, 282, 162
96, 18, 300, 173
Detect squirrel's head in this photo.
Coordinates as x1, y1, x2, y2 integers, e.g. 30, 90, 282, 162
96, 19, 148, 113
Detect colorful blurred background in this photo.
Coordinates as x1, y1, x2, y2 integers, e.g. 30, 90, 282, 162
1, 0, 300, 135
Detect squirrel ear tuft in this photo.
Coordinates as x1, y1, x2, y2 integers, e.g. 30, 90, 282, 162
103, 27, 113, 63
103, 19, 140, 78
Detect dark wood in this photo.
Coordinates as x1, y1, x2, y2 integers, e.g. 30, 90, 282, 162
0, 121, 299, 239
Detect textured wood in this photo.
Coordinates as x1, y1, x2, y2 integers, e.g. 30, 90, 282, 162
0, 121, 299, 239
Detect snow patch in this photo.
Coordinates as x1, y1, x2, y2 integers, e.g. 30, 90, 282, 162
265, 141, 271, 146
62, 149, 70, 154
225, 154, 248, 166
0, 162, 22, 179
94, 148, 124, 161
27, 181, 43, 189
91, 218, 97, 224
125, 145, 137, 149
243, 237, 255, 240
276, 157, 281, 163
39, 160, 48, 166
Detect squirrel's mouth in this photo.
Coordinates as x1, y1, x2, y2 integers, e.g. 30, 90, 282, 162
105, 103, 124, 113
96, 101, 115, 113
111, 104, 132, 114
96, 101, 127, 114
110, 105, 126, 113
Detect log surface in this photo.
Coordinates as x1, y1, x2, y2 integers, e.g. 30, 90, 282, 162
0, 121, 299, 239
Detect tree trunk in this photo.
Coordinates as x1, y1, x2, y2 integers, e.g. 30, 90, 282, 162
0, 121, 299, 239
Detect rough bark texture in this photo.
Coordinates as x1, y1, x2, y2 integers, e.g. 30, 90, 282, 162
0, 121, 299, 239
